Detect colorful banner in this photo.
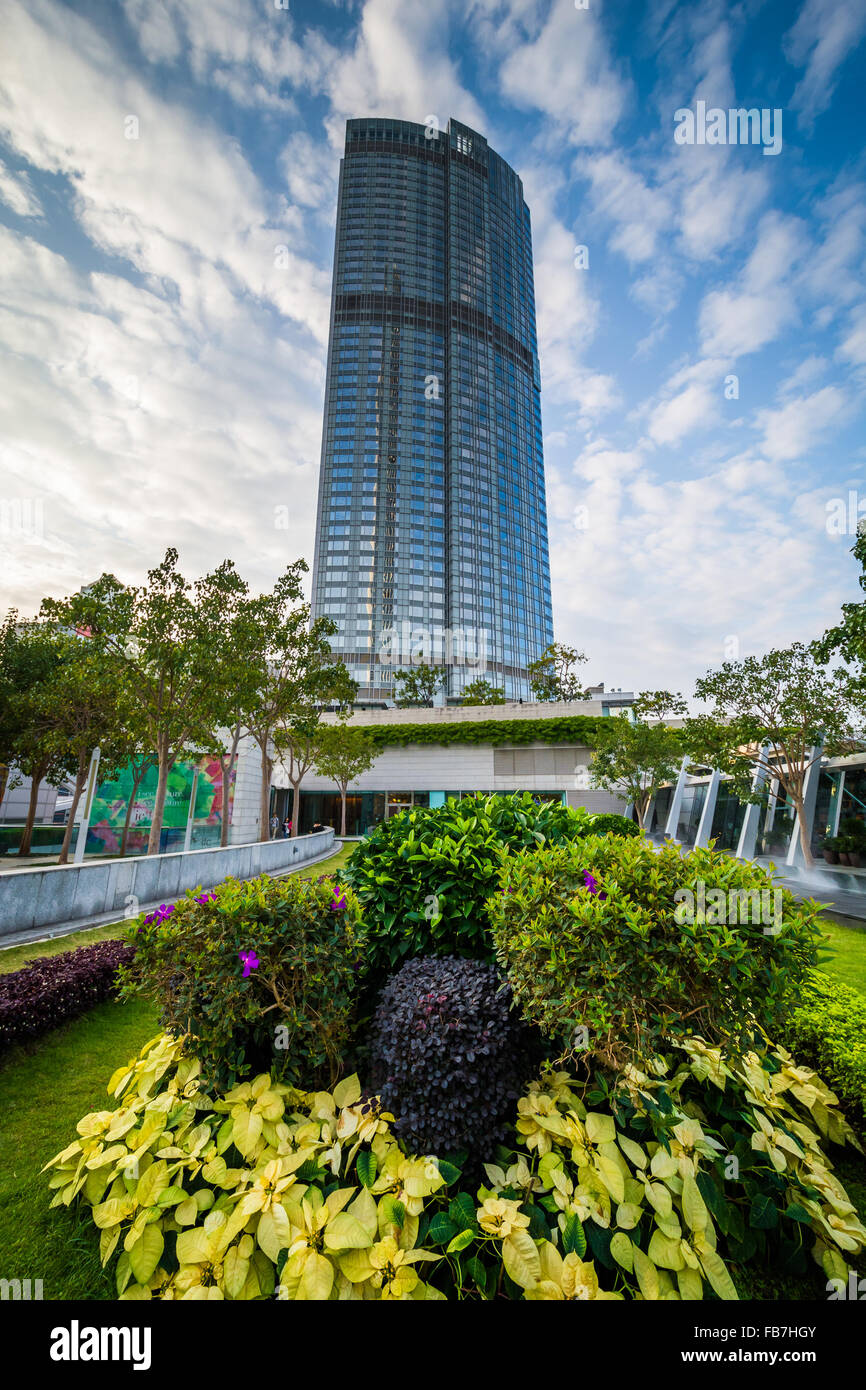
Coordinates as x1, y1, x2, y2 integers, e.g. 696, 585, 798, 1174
88, 756, 234, 855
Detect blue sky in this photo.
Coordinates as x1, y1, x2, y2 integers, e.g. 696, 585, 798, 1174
0, 0, 864, 697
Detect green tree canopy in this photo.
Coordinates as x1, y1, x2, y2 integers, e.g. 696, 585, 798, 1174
393, 664, 445, 707
527, 644, 589, 703
686, 643, 860, 865
313, 722, 377, 835
41, 549, 250, 854
589, 691, 686, 828
461, 677, 506, 706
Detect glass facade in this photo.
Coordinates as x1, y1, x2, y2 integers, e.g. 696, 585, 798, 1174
310, 118, 554, 703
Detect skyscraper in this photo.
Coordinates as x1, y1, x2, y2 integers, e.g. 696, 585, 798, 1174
310, 117, 553, 703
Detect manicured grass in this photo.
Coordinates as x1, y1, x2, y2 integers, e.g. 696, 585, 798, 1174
0, 996, 160, 1300
0, 838, 357, 1300
817, 914, 866, 997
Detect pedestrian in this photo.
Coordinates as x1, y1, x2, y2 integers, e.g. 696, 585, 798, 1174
270, 814, 280, 840
283, 817, 292, 838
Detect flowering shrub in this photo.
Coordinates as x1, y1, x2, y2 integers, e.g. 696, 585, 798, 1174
43, 1031, 865, 1300
488, 836, 823, 1071
369, 956, 542, 1162
119, 874, 364, 1091
0, 939, 134, 1049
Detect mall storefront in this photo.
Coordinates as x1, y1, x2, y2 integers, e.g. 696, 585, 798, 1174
269, 787, 567, 837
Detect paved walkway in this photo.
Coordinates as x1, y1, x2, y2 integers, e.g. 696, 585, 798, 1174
649, 836, 866, 925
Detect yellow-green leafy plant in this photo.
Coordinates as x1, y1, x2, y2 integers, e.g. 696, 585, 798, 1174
44, 1032, 865, 1301
43, 1033, 448, 1301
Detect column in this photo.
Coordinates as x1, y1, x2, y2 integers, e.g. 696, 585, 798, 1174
663, 757, 691, 841
74, 746, 101, 864
693, 769, 721, 849
735, 746, 771, 861
183, 768, 200, 854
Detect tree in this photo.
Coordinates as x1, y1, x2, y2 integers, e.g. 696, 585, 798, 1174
814, 522, 866, 716
31, 643, 127, 864
589, 691, 687, 828
686, 644, 859, 866
461, 677, 506, 706
527, 643, 589, 702
239, 564, 356, 841
0, 614, 71, 854
272, 654, 358, 839
41, 550, 248, 855
394, 664, 445, 707
313, 722, 377, 835
207, 593, 278, 848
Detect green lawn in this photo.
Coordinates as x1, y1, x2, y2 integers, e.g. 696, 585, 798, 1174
817, 913, 866, 996
0, 996, 160, 1299
0, 840, 357, 1299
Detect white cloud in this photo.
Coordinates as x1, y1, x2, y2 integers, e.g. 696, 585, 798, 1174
0, 161, 43, 217
699, 213, 804, 358
755, 384, 851, 461
497, 0, 629, 147
320, 0, 486, 143
784, 0, 866, 127
0, 0, 331, 345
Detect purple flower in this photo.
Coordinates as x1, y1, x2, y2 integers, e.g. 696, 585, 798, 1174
331, 888, 347, 911
143, 902, 175, 926
583, 870, 607, 900
194, 892, 216, 906
239, 949, 260, 978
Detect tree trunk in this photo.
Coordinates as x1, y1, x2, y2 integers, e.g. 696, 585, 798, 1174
220, 723, 241, 848
18, 759, 48, 856
0, 764, 8, 815
219, 754, 231, 848
259, 738, 272, 843
291, 780, 301, 837
120, 764, 148, 857
147, 742, 170, 855
793, 795, 814, 868
340, 786, 347, 837
58, 759, 88, 865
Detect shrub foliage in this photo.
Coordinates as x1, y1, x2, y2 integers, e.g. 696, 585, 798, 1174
781, 973, 866, 1133
584, 812, 640, 838
0, 939, 134, 1049
370, 956, 542, 1161
120, 874, 363, 1091
43, 1030, 864, 1300
488, 836, 823, 1071
341, 792, 594, 969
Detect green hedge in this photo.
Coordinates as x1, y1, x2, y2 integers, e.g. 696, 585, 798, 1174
781, 972, 866, 1133
362, 714, 609, 749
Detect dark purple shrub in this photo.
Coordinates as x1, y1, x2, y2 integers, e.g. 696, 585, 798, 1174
0, 939, 135, 1048
369, 955, 542, 1162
